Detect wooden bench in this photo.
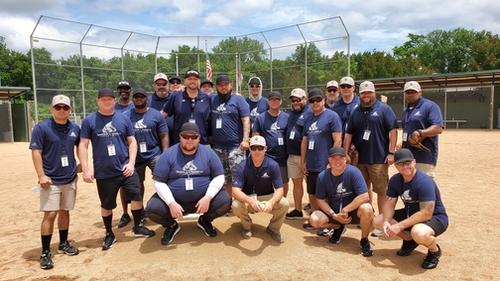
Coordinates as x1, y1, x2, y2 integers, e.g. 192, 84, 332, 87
444, 119, 467, 128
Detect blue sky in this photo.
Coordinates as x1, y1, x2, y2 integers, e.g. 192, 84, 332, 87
2, 0, 500, 57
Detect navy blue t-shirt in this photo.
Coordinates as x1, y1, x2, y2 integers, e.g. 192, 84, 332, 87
232, 156, 283, 196
332, 95, 360, 134
253, 111, 289, 166
246, 97, 269, 131
114, 102, 134, 113
211, 94, 250, 149
286, 105, 313, 156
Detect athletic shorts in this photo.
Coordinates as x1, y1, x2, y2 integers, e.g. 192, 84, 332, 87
213, 148, 246, 185
40, 177, 78, 211
306, 171, 320, 195
279, 166, 289, 184
96, 173, 141, 210
393, 209, 447, 237
416, 163, 436, 179
136, 155, 159, 185
356, 163, 388, 195
287, 154, 303, 179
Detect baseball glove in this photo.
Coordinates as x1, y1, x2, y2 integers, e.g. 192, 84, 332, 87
348, 144, 359, 166
408, 136, 431, 152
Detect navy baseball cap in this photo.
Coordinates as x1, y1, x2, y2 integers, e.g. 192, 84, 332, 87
98, 88, 115, 98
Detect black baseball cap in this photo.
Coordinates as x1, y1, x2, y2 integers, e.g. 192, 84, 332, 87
117, 80, 131, 89
216, 75, 231, 84
308, 88, 324, 101
200, 79, 213, 87
268, 91, 282, 100
185, 69, 200, 79
394, 148, 414, 164
180, 122, 199, 134
329, 147, 346, 157
98, 88, 115, 98
132, 88, 148, 97
169, 75, 182, 83
248, 77, 260, 84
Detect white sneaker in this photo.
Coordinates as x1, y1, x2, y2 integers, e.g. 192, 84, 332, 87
371, 229, 383, 237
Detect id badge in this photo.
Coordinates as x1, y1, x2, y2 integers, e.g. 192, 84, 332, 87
107, 144, 116, 156
363, 130, 371, 141
216, 118, 222, 129
289, 130, 295, 140
185, 178, 193, 191
61, 155, 69, 167
189, 119, 196, 124
278, 137, 284, 145
402, 132, 408, 142
308, 140, 315, 150
250, 193, 257, 200
139, 142, 147, 153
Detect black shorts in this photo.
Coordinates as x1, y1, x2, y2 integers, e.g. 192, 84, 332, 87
306, 172, 320, 195
96, 173, 141, 210
393, 209, 447, 237
319, 209, 361, 225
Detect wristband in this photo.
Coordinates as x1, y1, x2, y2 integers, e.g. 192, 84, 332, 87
388, 152, 394, 155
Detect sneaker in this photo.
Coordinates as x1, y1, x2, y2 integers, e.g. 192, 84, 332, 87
329, 224, 346, 244
396, 239, 419, 256
421, 244, 442, 269
40, 250, 53, 270
117, 214, 132, 228
241, 228, 252, 239
57, 241, 79, 256
360, 238, 374, 256
302, 222, 314, 230
133, 224, 155, 238
161, 223, 181, 245
102, 233, 117, 251
286, 209, 303, 220
140, 209, 147, 225
317, 228, 332, 237
303, 203, 311, 211
197, 216, 217, 237
371, 229, 383, 237
266, 227, 284, 243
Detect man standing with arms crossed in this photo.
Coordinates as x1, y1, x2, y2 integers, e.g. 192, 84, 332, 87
79, 88, 155, 251
30, 95, 80, 269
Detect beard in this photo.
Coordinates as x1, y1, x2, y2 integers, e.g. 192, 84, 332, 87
134, 102, 147, 109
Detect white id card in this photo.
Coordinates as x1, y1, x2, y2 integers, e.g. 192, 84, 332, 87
107, 144, 116, 156
61, 155, 69, 167
363, 130, 371, 141
216, 118, 222, 129
139, 142, 147, 153
189, 119, 196, 123
308, 140, 315, 150
289, 130, 295, 139
250, 193, 257, 200
402, 132, 408, 142
185, 178, 193, 191
278, 137, 284, 145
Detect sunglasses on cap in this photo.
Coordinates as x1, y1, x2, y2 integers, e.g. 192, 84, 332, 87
181, 134, 199, 140
155, 82, 167, 87
395, 160, 413, 167
249, 84, 260, 88
53, 105, 70, 111
250, 146, 265, 151
340, 85, 352, 89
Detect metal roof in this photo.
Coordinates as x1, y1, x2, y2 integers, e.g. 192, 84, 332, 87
0, 86, 30, 100
355, 69, 500, 92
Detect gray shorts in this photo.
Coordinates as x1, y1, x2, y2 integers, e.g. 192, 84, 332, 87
213, 148, 246, 184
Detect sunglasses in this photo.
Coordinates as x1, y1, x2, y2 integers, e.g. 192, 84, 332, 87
395, 160, 413, 167
309, 98, 323, 103
155, 82, 167, 87
327, 88, 338, 93
170, 81, 182, 85
290, 99, 301, 103
53, 105, 70, 111
181, 134, 199, 140
249, 84, 260, 88
340, 85, 352, 89
250, 146, 265, 151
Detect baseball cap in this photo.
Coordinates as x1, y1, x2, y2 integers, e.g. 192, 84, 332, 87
340, 76, 355, 86
248, 77, 260, 84
268, 91, 282, 100
404, 81, 421, 92
326, 80, 339, 89
308, 88, 324, 101
185, 69, 200, 79
359, 81, 375, 93
154, 73, 168, 83
249, 135, 266, 147
329, 146, 346, 157
216, 75, 231, 85
169, 75, 182, 83
132, 88, 148, 97
98, 88, 115, 98
117, 80, 131, 89
52, 94, 71, 107
394, 148, 414, 164
180, 122, 199, 135
200, 79, 213, 87
289, 88, 306, 99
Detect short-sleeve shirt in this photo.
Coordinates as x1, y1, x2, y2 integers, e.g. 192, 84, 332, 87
246, 97, 269, 131
387, 170, 448, 228
211, 94, 250, 149
29, 118, 80, 185
402, 98, 444, 165
303, 109, 342, 172
124, 108, 169, 166
80, 112, 135, 179
316, 165, 368, 212
346, 100, 398, 164
232, 156, 283, 196
253, 111, 289, 166
114, 102, 134, 113
148, 92, 175, 139
332, 95, 360, 134
286, 105, 313, 156
152, 144, 224, 203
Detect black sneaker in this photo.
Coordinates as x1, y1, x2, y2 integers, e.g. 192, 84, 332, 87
317, 228, 332, 237
360, 238, 374, 256
140, 209, 147, 225
40, 250, 53, 270
102, 233, 117, 251
117, 214, 132, 228
303, 203, 311, 211
161, 222, 181, 245
329, 224, 346, 244
396, 239, 419, 256
421, 244, 442, 269
302, 222, 314, 230
133, 224, 155, 238
286, 209, 303, 220
197, 216, 217, 237
58, 241, 79, 256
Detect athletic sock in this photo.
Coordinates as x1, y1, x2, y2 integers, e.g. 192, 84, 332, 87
102, 214, 113, 235
59, 229, 68, 244
41, 234, 52, 252
132, 209, 143, 228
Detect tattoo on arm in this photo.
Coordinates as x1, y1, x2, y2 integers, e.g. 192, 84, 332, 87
420, 201, 435, 213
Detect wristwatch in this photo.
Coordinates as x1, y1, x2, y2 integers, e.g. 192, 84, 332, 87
417, 129, 423, 137
329, 210, 336, 217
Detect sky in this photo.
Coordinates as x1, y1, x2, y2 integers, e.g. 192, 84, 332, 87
2, 0, 500, 59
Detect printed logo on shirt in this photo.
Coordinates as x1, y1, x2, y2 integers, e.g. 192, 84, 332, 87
414, 111, 422, 117
262, 172, 270, 178
134, 118, 147, 129
336, 183, 346, 194
69, 131, 78, 138
216, 103, 226, 111
98, 121, 120, 137
371, 111, 379, 117
270, 121, 280, 131
250, 107, 259, 117
177, 160, 204, 176
401, 189, 412, 202
308, 121, 318, 131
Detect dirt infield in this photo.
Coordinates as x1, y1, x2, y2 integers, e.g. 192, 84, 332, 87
1, 129, 499, 281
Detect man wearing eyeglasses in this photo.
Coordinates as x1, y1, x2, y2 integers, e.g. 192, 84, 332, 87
373, 148, 448, 269
30, 95, 81, 269
324, 80, 340, 109
245, 77, 269, 131
146, 122, 231, 245
161, 69, 211, 146
232, 136, 290, 243
114, 80, 134, 113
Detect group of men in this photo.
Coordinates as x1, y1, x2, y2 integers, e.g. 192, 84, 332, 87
30, 68, 448, 271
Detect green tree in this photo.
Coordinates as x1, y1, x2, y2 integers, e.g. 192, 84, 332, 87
470, 32, 500, 71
